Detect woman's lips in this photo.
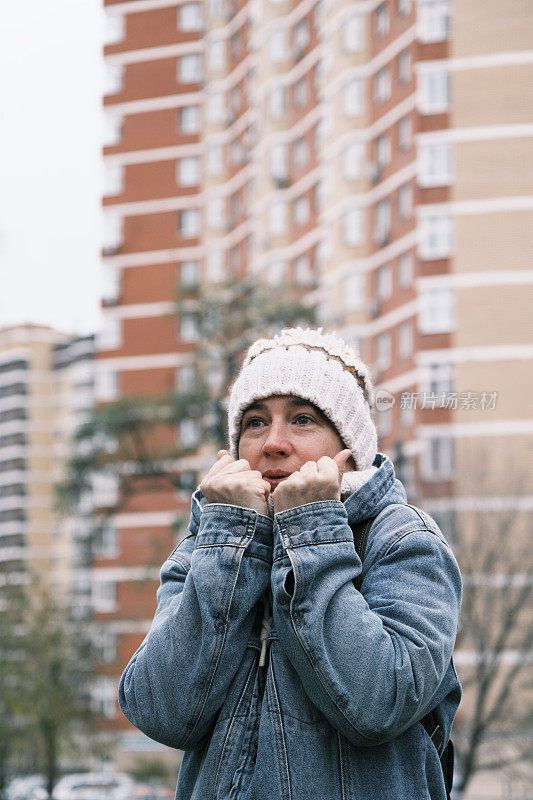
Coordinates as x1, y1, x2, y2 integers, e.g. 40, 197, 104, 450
264, 473, 290, 488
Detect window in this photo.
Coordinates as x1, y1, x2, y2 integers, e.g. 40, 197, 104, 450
178, 364, 197, 391
180, 314, 199, 341
177, 156, 201, 186
207, 196, 225, 229
206, 248, 225, 281
294, 19, 309, 54
421, 437, 454, 480
269, 201, 288, 236
95, 368, 118, 402
376, 332, 391, 371
374, 199, 391, 244
419, 70, 450, 114
103, 111, 122, 146
178, 2, 202, 31
92, 472, 119, 508
104, 64, 123, 96
398, 0, 411, 15
423, 362, 453, 395
418, 140, 452, 186
343, 12, 363, 52
314, 181, 325, 212
419, 213, 452, 259
207, 143, 224, 175
229, 31, 242, 60
267, 261, 287, 286
104, 11, 125, 45
398, 252, 413, 287
374, 68, 391, 103
269, 142, 288, 181
398, 184, 412, 220
418, 286, 455, 333
230, 86, 241, 114
294, 77, 308, 109
93, 522, 117, 558
375, 3, 390, 37
344, 141, 364, 180
92, 677, 117, 718
313, 0, 325, 28
178, 209, 201, 238
398, 116, 412, 151
102, 214, 123, 253
294, 254, 312, 285
418, 0, 450, 43
178, 53, 202, 83
179, 419, 199, 447
398, 50, 411, 83
270, 26, 287, 61
209, 38, 226, 71
230, 139, 244, 165
207, 90, 225, 124
376, 264, 393, 301
376, 133, 391, 167
344, 78, 364, 116
94, 629, 117, 663
97, 316, 121, 352
179, 260, 199, 286
92, 579, 116, 613
345, 273, 365, 310
104, 163, 123, 196
343, 206, 364, 247
293, 137, 308, 169
179, 105, 201, 134
398, 320, 413, 358
294, 196, 310, 227
102, 264, 121, 305
268, 86, 286, 119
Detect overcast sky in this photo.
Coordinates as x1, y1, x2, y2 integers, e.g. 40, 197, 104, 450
0, 0, 105, 336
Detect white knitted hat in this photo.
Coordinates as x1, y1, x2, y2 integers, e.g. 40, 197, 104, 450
228, 327, 377, 470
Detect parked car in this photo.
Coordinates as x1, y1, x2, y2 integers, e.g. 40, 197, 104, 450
131, 786, 175, 800
52, 773, 134, 800
6, 775, 47, 800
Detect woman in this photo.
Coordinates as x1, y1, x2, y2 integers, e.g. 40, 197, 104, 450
119, 327, 461, 799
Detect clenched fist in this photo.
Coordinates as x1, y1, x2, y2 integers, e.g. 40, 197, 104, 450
272, 449, 352, 515
200, 450, 272, 516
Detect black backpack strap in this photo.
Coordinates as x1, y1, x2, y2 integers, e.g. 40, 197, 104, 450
351, 516, 375, 591
351, 513, 455, 798
421, 710, 454, 799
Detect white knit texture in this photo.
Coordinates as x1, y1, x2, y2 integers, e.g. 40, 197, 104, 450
228, 328, 378, 470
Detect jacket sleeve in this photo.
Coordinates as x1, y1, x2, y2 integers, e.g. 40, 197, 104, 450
270, 500, 461, 747
118, 503, 272, 750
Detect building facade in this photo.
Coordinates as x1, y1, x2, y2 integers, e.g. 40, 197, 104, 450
101, 0, 533, 782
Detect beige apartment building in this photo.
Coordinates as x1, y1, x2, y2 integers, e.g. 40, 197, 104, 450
0, 325, 95, 597
101, 0, 533, 788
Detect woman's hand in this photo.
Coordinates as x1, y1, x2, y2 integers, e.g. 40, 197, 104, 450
200, 450, 271, 516
272, 449, 352, 514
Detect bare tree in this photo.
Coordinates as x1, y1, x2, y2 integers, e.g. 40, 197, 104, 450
445, 453, 533, 797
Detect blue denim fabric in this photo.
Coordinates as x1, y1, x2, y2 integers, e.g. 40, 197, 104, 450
119, 454, 462, 799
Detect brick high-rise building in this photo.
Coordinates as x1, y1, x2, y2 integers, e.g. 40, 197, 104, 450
101, 0, 533, 778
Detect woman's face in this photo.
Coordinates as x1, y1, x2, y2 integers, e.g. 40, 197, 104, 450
238, 394, 353, 491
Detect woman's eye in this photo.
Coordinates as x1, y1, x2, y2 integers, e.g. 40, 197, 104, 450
246, 417, 264, 428
295, 414, 313, 425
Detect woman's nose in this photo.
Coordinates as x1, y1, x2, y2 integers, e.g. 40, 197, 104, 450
261, 421, 291, 456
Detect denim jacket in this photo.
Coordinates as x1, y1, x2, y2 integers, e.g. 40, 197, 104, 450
119, 454, 462, 800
